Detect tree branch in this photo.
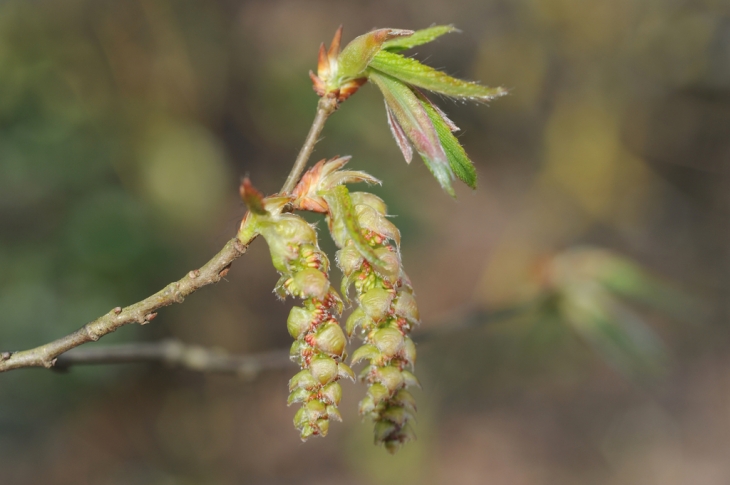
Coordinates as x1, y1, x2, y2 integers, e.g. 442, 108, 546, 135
0, 238, 248, 372
43, 300, 541, 376
0, 96, 339, 374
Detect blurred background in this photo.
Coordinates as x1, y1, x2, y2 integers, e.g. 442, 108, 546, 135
1, 0, 729, 483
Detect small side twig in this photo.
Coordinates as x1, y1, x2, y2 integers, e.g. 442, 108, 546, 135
55, 339, 291, 380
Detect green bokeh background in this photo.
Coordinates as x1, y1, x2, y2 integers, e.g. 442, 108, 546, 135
1, 1, 730, 483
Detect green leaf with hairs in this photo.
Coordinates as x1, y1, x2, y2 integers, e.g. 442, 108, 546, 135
368, 71, 455, 196
417, 93, 477, 189
382, 25, 457, 52
369, 50, 507, 101
338, 29, 413, 81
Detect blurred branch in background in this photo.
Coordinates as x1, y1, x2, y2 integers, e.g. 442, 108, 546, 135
44, 299, 542, 380
49, 299, 539, 376
47, 246, 697, 383
55, 340, 291, 379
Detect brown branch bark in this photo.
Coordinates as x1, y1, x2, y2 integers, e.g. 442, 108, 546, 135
0, 94, 339, 374
0, 239, 248, 372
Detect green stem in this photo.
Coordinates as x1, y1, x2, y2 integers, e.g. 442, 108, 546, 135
280, 96, 338, 193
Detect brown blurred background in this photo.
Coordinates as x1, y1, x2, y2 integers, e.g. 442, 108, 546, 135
1, 0, 730, 483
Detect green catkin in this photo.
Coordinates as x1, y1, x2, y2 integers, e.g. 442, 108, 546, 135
329, 189, 420, 453
255, 212, 354, 440
287, 156, 420, 451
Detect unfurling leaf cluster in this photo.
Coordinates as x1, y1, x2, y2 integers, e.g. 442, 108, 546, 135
310, 25, 506, 196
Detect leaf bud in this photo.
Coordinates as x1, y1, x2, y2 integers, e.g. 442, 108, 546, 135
337, 29, 413, 81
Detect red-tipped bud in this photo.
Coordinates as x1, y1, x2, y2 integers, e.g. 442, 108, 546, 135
239, 178, 267, 215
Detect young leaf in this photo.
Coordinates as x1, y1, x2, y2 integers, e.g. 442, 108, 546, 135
337, 29, 413, 81
417, 92, 477, 189
292, 156, 380, 213
369, 50, 507, 101
385, 103, 414, 164
368, 71, 455, 196
382, 25, 457, 52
